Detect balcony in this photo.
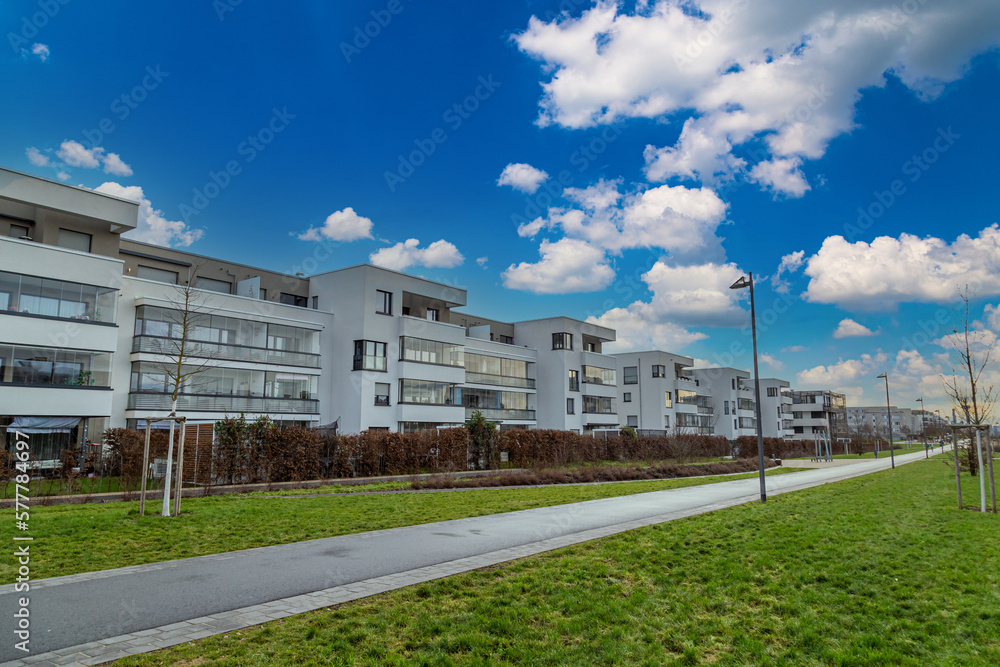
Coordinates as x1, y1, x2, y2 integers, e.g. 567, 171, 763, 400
465, 407, 536, 421
464, 371, 536, 389
133, 336, 321, 368
127, 392, 319, 414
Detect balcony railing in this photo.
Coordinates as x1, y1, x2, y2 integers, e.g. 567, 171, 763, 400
465, 407, 536, 421
464, 371, 536, 389
128, 392, 320, 414
133, 336, 321, 368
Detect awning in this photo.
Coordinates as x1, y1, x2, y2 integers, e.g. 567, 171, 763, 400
10, 416, 81, 434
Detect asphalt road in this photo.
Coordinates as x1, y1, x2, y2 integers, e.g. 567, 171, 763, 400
0, 451, 931, 661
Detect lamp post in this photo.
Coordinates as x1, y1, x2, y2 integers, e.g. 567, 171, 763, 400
916, 397, 927, 458
730, 272, 766, 503
876, 373, 895, 469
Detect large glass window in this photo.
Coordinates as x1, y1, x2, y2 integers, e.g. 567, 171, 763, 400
400, 337, 464, 367
128, 362, 316, 399
354, 340, 387, 371
583, 395, 616, 414
652, 365, 666, 378
279, 293, 308, 308
552, 332, 572, 350
623, 366, 638, 385
0, 344, 111, 387
568, 369, 579, 392
0, 271, 117, 323
665, 391, 672, 408
375, 382, 390, 406
463, 389, 528, 411
738, 398, 755, 411
399, 379, 460, 405
376, 290, 392, 315
582, 365, 616, 386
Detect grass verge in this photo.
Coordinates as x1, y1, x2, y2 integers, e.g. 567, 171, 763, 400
118, 459, 1000, 666
0, 466, 800, 583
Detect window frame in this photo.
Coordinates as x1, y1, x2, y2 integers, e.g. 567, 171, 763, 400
376, 289, 393, 315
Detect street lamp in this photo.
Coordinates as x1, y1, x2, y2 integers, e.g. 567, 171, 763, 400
876, 373, 895, 469
916, 397, 927, 458
730, 272, 766, 503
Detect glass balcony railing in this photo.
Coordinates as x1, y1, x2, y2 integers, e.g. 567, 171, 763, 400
464, 371, 536, 389
133, 336, 321, 368
127, 392, 319, 414
465, 407, 536, 421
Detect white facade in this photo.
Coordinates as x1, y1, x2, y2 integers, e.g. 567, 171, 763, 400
613, 351, 713, 434
785, 390, 848, 441
758, 378, 793, 439
847, 406, 919, 439
691, 367, 757, 440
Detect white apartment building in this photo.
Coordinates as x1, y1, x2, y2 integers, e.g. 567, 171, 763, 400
690, 367, 757, 440
613, 351, 713, 434
758, 378, 793, 439
847, 406, 920, 439
785, 390, 848, 441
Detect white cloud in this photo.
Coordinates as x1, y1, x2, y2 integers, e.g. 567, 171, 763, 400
759, 352, 785, 372
26, 147, 49, 167
986, 304, 1000, 331
771, 249, 805, 293
518, 179, 728, 262
94, 182, 203, 248
369, 238, 464, 271
502, 238, 614, 294
515, 1, 1000, 196
57, 140, 101, 169
24, 43, 49, 62
497, 163, 550, 194
476, 256, 488, 268
797, 351, 888, 387
54, 140, 133, 176
56, 171, 70, 181
833, 318, 877, 339
782, 345, 807, 353
589, 308, 707, 354
299, 207, 374, 242
804, 225, 1000, 309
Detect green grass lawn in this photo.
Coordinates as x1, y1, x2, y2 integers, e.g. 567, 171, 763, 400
117, 459, 1000, 666
0, 467, 801, 583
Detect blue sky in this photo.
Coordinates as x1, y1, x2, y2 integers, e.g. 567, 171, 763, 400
6, 0, 1000, 415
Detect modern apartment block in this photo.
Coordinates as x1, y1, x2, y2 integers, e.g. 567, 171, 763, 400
785, 390, 848, 441
846, 406, 921, 439
758, 378, 793, 439
690, 367, 757, 440
613, 351, 713, 434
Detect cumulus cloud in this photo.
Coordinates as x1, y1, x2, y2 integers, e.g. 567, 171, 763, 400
497, 163, 550, 193
833, 318, 877, 339
986, 304, 1000, 330
770, 249, 805, 293
515, 1, 1000, 196
502, 238, 614, 294
518, 179, 728, 262
54, 140, 133, 176
476, 256, 488, 268
369, 238, 464, 271
298, 207, 374, 242
797, 351, 888, 387
21, 43, 50, 62
588, 308, 707, 354
782, 345, 808, 353
94, 182, 203, 248
56, 171, 70, 181
803, 225, 1000, 309
759, 353, 785, 372
26, 147, 49, 167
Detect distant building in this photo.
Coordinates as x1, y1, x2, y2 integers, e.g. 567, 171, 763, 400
785, 390, 848, 441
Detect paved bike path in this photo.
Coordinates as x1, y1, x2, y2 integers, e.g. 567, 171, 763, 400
0, 451, 931, 666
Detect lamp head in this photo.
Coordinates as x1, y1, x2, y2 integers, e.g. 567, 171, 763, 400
876, 373, 887, 379
729, 276, 751, 290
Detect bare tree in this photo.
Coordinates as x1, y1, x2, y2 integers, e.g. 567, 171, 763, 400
940, 286, 997, 512
142, 269, 219, 516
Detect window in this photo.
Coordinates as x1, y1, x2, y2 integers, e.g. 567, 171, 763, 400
623, 392, 631, 403
376, 290, 392, 315
259, 288, 267, 300
552, 332, 572, 350
374, 382, 390, 406
0, 271, 117, 323
627, 415, 638, 427
2, 344, 112, 387
652, 365, 666, 378
399, 379, 460, 405
399, 337, 464, 367
665, 391, 672, 408
731, 378, 736, 389
586, 342, 596, 352
56, 228, 91, 253
280, 293, 308, 307
724, 400, 730, 415
195, 276, 232, 294
8, 224, 28, 238
402, 306, 411, 316
767, 386, 778, 397
583, 396, 616, 414
663, 415, 670, 428
136, 265, 178, 284
426, 308, 439, 321
582, 365, 616, 386
734, 419, 738, 429
498, 334, 514, 345
312, 296, 319, 310
623, 366, 638, 385
568, 369, 579, 392
353, 340, 387, 371
566, 398, 575, 414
